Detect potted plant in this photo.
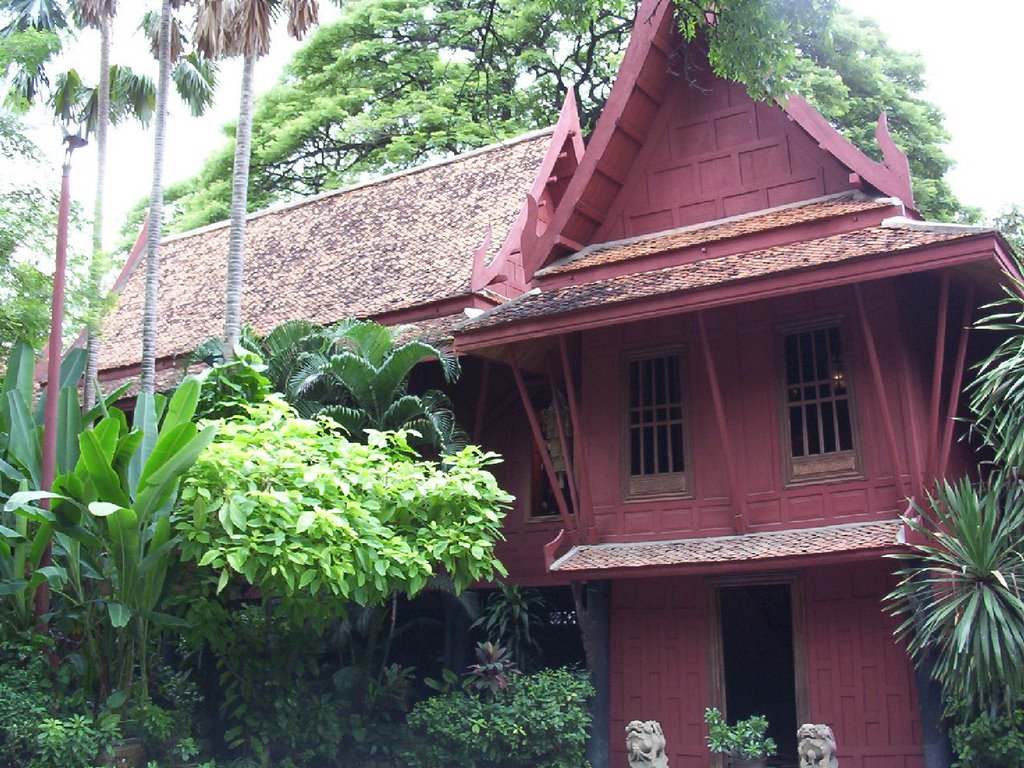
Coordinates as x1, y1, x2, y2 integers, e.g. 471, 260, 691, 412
704, 707, 777, 768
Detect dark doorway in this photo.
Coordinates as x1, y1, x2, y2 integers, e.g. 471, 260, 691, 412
718, 583, 798, 766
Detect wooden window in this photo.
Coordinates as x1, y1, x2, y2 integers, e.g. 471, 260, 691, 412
625, 350, 687, 498
782, 324, 859, 484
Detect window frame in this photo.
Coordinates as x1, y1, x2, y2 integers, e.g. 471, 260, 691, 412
776, 317, 863, 487
621, 345, 692, 501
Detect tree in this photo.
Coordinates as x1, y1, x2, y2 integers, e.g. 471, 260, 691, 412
140, 0, 218, 395
0, 108, 89, 360
153, 0, 967, 236
189, 0, 323, 363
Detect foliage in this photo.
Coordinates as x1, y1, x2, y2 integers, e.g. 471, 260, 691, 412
703, 707, 778, 760
152, 0, 966, 236
176, 601, 411, 766
4, 371, 215, 709
0, 109, 89, 360
404, 667, 594, 768
176, 397, 509, 612
288, 319, 464, 453
884, 477, 1024, 716
192, 343, 271, 420
473, 583, 545, 672
674, 0, 832, 101
950, 705, 1024, 768
967, 281, 1024, 470
33, 714, 119, 768
995, 205, 1024, 256
790, 7, 971, 221
466, 641, 518, 702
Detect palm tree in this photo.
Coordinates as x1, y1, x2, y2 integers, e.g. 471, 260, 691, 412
191, 0, 320, 362
288, 319, 465, 453
139, 0, 217, 395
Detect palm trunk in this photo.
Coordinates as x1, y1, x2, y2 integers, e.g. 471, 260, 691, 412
141, 0, 173, 395
222, 52, 256, 362
84, 11, 112, 410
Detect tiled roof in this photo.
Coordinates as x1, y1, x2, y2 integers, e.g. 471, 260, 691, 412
539, 193, 896, 276
96, 131, 552, 372
551, 520, 904, 572
460, 223, 980, 332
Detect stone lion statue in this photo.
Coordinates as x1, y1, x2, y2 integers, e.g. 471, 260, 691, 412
797, 723, 838, 768
625, 720, 669, 768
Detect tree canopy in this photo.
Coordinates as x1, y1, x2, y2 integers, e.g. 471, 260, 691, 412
122, 0, 970, 243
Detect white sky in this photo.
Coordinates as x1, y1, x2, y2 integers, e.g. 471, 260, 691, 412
19, 1, 1024, 252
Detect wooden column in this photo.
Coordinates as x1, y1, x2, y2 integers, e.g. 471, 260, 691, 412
559, 335, 597, 544
697, 312, 746, 534
510, 346, 578, 543
854, 285, 909, 501
472, 359, 492, 444
925, 273, 950, 485
937, 287, 975, 477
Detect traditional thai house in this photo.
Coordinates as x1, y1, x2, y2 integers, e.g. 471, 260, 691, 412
92, 1, 1017, 767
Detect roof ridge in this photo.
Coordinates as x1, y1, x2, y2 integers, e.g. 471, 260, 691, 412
881, 216, 994, 235
162, 126, 557, 246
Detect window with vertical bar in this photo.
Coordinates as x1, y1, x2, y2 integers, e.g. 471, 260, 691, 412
782, 325, 859, 483
625, 351, 687, 498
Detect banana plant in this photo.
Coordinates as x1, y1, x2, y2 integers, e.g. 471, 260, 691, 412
0, 340, 126, 629
6, 374, 215, 702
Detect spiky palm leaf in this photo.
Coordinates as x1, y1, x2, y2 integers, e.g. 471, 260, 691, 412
171, 52, 216, 116
0, 0, 68, 35
968, 276, 1024, 469
885, 476, 1024, 716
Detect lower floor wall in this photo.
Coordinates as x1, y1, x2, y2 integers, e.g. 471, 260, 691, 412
608, 560, 924, 768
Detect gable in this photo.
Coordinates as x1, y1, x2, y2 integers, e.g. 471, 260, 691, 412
523, 0, 917, 279
596, 70, 856, 242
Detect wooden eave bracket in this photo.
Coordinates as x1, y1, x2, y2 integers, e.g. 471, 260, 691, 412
785, 95, 916, 212
543, 528, 568, 571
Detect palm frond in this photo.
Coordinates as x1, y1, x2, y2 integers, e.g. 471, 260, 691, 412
229, 0, 272, 57
0, 0, 68, 35
285, 0, 318, 40
171, 52, 216, 116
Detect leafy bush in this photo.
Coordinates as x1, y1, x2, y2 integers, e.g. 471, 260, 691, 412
704, 707, 777, 760
951, 707, 1024, 768
404, 668, 594, 768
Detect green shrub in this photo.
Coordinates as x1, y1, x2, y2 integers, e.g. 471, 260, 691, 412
404, 667, 594, 768
951, 708, 1024, 768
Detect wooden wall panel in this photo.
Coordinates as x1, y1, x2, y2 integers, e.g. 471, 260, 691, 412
570, 281, 916, 545
803, 562, 923, 768
599, 73, 855, 243
611, 577, 712, 768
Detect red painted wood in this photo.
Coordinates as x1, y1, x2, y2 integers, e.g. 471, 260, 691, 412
855, 285, 909, 502
804, 562, 923, 768
938, 288, 975, 477
608, 562, 922, 768
697, 311, 747, 534
925, 274, 949, 484
560, 335, 598, 544
510, 347, 578, 544
594, 80, 856, 245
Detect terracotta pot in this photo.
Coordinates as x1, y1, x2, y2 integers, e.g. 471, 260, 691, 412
98, 738, 146, 768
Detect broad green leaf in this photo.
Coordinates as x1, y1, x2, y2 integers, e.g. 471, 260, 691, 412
80, 430, 131, 508
5, 390, 41, 486
107, 602, 131, 627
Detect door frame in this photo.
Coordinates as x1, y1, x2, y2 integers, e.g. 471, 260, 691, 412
705, 571, 809, 765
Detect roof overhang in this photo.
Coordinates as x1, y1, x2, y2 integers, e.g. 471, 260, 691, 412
547, 519, 907, 580
455, 229, 1013, 353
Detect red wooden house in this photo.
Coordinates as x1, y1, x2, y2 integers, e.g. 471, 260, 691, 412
93, 1, 1016, 767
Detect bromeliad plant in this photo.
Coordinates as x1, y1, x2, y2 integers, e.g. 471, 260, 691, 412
5, 375, 215, 706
